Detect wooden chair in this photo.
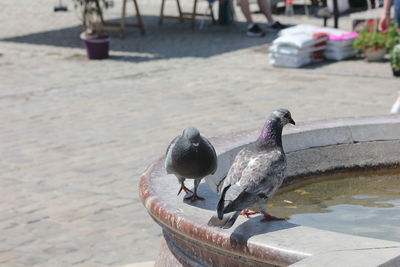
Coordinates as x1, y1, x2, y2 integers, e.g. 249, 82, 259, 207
315, 0, 339, 28
95, 0, 145, 37
159, 0, 216, 28
317, 0, 374, 29
280, 0, 313, 16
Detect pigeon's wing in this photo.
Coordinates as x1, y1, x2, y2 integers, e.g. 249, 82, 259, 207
222, 150, 286, 213
202, 136, 218, 174
240, 150, 286, 194
165, 136, 180, 174
216, 147, 253, 215
222, 147, 254, 189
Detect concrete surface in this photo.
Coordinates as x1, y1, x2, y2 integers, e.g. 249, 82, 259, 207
0, 0, 399, 266
121, 261, 154, 267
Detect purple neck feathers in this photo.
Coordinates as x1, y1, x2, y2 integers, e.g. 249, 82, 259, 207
257, 118, 283, 149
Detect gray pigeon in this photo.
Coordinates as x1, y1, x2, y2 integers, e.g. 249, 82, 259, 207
208, 109, 295, 228
165, 127, 218, 201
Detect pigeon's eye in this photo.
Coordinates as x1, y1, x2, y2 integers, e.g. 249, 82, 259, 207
284, 113, 289, 118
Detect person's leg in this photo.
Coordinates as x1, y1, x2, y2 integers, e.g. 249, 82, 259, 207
240, 0, 254, 24
240, 0, 265, 37
257, 0, 274, 23
395, 0, 400, 26
258, 0, 286, 29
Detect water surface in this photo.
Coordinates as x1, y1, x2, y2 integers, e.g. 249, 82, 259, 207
268, 171, 400, 242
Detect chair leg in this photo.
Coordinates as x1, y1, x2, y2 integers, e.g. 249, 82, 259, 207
133, 0, 145, 35
367, 0, 372, 9
159, 0, 166, 24
209, 2, 216, 24
176, 0, 184, 21
304, 0, 309, 16
333, 0, 338, 28
120, 0, 127, 38
192, 0, 198, 29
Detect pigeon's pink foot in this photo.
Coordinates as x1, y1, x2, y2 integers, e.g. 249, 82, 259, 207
260, 213, 286, 222
184, 193, 205, 202
240, 209, 259, 217
177, 185, 193, 196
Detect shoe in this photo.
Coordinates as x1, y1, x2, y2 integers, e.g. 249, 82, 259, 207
270, 21, 287, 30
246, 24, 265, 37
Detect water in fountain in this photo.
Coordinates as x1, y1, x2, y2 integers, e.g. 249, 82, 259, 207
268, 170, 400, 242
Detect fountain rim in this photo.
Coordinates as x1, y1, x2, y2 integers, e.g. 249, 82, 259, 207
139, 115, 400, 266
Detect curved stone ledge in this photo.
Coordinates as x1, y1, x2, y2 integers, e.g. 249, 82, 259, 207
139, 115, 400, 267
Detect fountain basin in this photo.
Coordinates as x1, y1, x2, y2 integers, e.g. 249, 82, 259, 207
269, 170, 400, 243
139, 115, 400, 267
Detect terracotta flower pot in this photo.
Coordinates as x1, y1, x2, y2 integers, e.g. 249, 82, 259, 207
364, 47, 386, 62
80, 32, 110, 60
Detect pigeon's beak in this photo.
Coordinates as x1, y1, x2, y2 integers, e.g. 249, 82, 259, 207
192, 142, 199, 148
289, 118, 296, 125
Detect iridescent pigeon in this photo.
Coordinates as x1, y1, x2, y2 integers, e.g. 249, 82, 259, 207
165, 127, 217, 201
208, 109, 295, 228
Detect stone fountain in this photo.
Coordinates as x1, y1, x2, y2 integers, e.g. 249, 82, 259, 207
139, 115, 400, 267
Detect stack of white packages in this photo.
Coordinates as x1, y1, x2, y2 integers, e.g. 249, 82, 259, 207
324, 33, 359, 60
269, 33, 328, 68
277, 24, 359, 62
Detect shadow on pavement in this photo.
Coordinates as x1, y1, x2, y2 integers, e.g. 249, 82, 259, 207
1, 15, 279, 62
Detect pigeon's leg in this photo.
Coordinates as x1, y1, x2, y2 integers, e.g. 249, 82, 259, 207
177, 177, 193, 196
260, 203, 285, 222
184, 179, 205, 202
240, 209, 259, 217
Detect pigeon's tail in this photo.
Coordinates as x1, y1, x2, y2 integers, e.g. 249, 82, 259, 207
217, 185, 231, 220
208, 211, 240, 229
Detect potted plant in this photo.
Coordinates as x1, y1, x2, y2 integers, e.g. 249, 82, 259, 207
73, 0, 113, 59
353, 19, 389, 62
391, 45, 400, 77
386, 23, 400, 51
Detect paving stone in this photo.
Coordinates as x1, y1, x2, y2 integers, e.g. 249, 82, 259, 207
0, 251, 17, 264
15, 254, 48, 266
0, 221, 18, 230
44, 246, 78, 256
3, 226, 36, 248
107, 198, 134, 208
59, 251, 92, 265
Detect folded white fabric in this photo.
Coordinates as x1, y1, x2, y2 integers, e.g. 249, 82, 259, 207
269, 44, 326, 56
270, 31, 328, 68
277, 24, 358, 62
272, 33, 328, 49
327, 39, 354, 48
324, 47, 357, 61
269, 53, 311, 68
270, 58, 312, 68
279, 24, 348, 37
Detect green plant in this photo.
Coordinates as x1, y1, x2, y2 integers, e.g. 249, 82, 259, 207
72, 0, 114, 35
353, 20, 400, 52
391, 47, 400, 71
386, 23, 400, 52
353, 20, 389, 51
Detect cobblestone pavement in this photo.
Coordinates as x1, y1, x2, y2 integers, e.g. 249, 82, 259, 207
1, 0, 399, 266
